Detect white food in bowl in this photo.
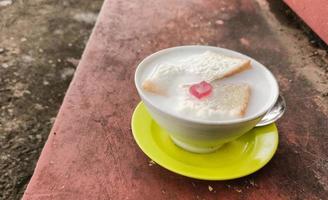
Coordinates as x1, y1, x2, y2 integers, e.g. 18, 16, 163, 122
135, 46, 279, 153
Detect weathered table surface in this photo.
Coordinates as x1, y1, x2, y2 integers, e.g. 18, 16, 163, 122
23, 0, 328, 199
283, 0, 328, 44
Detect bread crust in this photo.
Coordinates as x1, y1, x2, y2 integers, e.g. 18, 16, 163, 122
142, 80, 166, 95
238, 85, 251, 116
222, 60, 251, 78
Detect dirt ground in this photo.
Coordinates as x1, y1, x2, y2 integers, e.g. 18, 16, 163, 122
0, 0, 103, 199
0, 0, 327, 200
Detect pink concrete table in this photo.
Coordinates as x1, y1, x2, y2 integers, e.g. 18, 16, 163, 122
284, 0, 328, 44
23, 0, 328, 199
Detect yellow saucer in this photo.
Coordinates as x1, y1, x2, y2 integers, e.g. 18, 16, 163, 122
131, 102, 279, 180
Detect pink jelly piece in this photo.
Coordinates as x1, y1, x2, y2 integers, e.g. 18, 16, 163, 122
189, 81, 213, 99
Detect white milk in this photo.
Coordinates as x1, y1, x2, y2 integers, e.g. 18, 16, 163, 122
141, 51, 275, 122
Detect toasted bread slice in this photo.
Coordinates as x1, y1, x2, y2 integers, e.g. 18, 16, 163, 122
213, 84, 250, 117
181, 51, 251, 82
142, 63, 183, 95
177, 84, 251, 118
142, 51, 251, 95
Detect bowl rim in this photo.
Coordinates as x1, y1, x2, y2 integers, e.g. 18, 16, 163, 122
135, 45, 279, 125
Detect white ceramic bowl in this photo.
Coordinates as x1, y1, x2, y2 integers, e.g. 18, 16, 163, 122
135, 46, 279, 153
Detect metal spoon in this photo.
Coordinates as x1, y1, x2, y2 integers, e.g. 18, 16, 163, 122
256, 94, 286, 127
